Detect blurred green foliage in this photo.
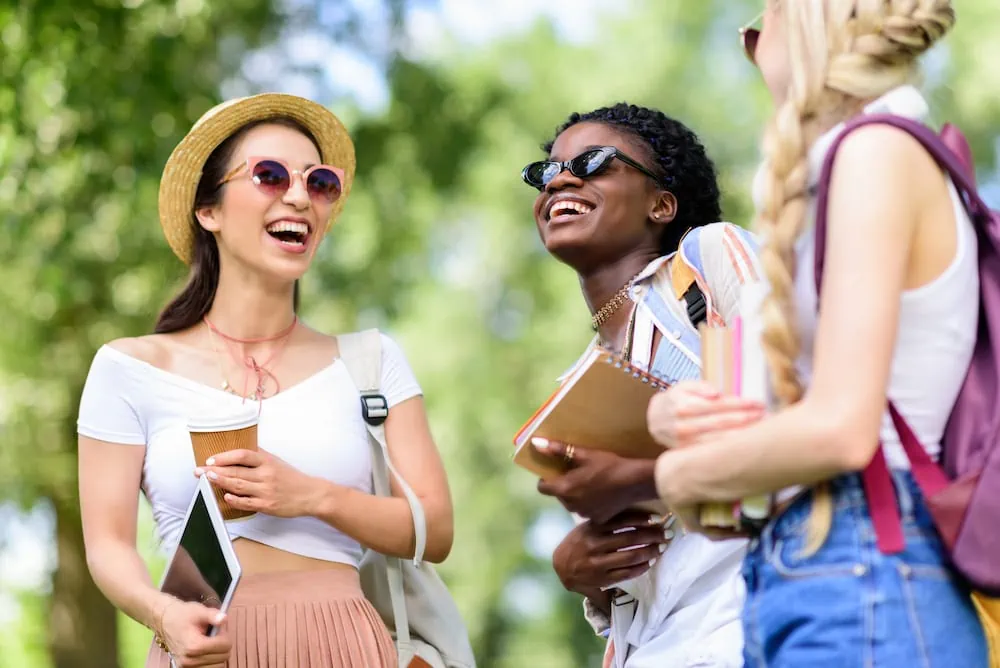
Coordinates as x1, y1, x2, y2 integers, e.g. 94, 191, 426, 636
1, 0, 998, 666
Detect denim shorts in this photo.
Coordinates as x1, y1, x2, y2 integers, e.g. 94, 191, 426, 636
741, 472, 988, 668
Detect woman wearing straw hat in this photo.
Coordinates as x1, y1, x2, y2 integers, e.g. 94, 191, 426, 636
76, 93, 454, 667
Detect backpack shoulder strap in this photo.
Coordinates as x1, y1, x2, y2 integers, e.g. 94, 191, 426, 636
811, 113, 982, 557
669, 246, 709, 328
683, 283, 708, 328
335, 331, 412, 658
337, 329, 427, 565
337, 329, 381, 391
337, 329, 389, 423
814, 113, 991, 295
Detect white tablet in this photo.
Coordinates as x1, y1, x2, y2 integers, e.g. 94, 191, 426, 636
158, 474, 242, 637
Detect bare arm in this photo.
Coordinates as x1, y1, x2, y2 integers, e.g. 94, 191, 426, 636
312, 395, 454, 562
205, 394, 455, 562
655, 125, 949, 505
79, 435, 176, 630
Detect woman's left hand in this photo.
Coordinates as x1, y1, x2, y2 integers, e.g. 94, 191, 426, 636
647, 380, 765, 451
655, 454, 748, 541
535, 439, 658, 524
195, 449, 319, 518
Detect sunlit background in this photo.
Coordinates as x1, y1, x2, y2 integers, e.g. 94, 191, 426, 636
2, 0, 999, 666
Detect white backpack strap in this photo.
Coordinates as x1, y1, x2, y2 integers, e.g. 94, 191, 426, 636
337, 329, 428, 564
337, 329, 426, 662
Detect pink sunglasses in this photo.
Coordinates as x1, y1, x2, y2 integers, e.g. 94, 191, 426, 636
218, 157, 345, 204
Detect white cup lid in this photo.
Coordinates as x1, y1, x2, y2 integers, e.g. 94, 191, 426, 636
187, 407, 258, 433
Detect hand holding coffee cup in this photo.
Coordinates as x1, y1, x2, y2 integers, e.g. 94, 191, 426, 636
189, 410, 259, 521
191, 409, 321, 519
196, 447, 322, 519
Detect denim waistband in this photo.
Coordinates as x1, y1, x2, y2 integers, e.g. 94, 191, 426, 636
756, 469, 927, 547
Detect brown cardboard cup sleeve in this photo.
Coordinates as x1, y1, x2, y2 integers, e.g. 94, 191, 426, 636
189, 410, 259, 521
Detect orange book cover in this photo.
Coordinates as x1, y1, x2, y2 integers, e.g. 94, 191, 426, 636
512, 348, 669, 481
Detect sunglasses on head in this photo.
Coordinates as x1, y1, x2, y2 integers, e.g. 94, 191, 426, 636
740, 8, 765, 64
218, 157, 344, 204
521, 146, 665, 191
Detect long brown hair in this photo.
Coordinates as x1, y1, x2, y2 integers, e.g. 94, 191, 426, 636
154, 117, 321, 333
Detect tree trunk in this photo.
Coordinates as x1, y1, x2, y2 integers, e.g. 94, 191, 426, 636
46, 406, 120, 668
47, 495, 120, 668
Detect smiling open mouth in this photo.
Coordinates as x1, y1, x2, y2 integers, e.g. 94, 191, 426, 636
548, 200, 594, 220
266, 221, 309, 246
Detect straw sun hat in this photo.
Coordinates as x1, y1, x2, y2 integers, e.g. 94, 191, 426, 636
157, 93, 357, 264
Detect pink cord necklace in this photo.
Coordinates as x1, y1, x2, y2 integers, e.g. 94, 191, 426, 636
204, 315, 298, 403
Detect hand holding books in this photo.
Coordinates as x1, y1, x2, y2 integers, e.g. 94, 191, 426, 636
534, 437, 662, 523
512, 349, 669, 520
646, 381, 765, 450
646, 283, 773, 532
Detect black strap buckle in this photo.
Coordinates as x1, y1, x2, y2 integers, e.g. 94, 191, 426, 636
683, 283, 708, 328
360, 393, 389, 426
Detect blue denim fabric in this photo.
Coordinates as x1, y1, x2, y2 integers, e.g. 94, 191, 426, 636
741, 472, 988, 668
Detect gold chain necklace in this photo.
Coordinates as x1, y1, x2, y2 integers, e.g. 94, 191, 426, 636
591, 272, 642, 331
599, 303, 638, 362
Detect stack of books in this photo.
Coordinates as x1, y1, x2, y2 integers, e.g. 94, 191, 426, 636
698, 284, 772, 529
511, 285, 773, 526
512, 348, 668, 514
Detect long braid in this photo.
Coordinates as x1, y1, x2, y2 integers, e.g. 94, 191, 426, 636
755, 0, 955, 556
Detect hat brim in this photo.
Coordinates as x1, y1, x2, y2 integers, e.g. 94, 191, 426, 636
158, 93, 356, 264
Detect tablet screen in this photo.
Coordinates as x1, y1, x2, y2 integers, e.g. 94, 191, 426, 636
160, 492, 234, 610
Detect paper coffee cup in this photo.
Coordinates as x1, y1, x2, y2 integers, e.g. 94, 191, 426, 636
189, 409, 259, 521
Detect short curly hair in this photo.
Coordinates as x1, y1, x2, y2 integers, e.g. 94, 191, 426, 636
543, 103, 722, 255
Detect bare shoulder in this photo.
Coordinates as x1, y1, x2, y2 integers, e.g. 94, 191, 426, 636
832, 123, 944, 197
296, 323, 341, 359
105, 334, 175, 369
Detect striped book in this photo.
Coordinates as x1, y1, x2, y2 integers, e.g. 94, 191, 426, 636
699, 283, 773, 529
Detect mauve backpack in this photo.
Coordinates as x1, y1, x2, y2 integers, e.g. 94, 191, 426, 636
812, 113, 1000, 659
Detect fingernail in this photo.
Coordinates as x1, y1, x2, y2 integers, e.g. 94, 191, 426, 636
648, 558, 658, 567
193, 468, 204, 477
647, 515, 664, 525
659, 543, 667, 553
664, 529, 676, 540
206, 457, 216, 466
531, 437, 550, 450
207, 471, 218, 480
214, 612, 226, 624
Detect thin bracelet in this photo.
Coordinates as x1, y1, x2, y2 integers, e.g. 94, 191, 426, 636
152, 597, 179, 651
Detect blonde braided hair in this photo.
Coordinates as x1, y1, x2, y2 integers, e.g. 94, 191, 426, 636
755, 0, 956, 555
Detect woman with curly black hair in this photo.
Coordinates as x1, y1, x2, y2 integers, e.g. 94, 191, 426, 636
521, 103, 763, 667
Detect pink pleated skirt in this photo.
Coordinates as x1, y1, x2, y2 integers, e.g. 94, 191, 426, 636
146, 569, 397, 668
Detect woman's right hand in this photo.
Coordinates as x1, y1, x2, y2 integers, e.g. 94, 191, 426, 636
647, 380, 765, 450
158, 600, 232, 667
552, 511, 674, 597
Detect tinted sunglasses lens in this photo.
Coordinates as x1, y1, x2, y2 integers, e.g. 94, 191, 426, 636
251, 160, 291, 195
742, 27, 760, 63
570, 149, 613, 178
307, 168, 342, 203
523, 161, 557, 189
